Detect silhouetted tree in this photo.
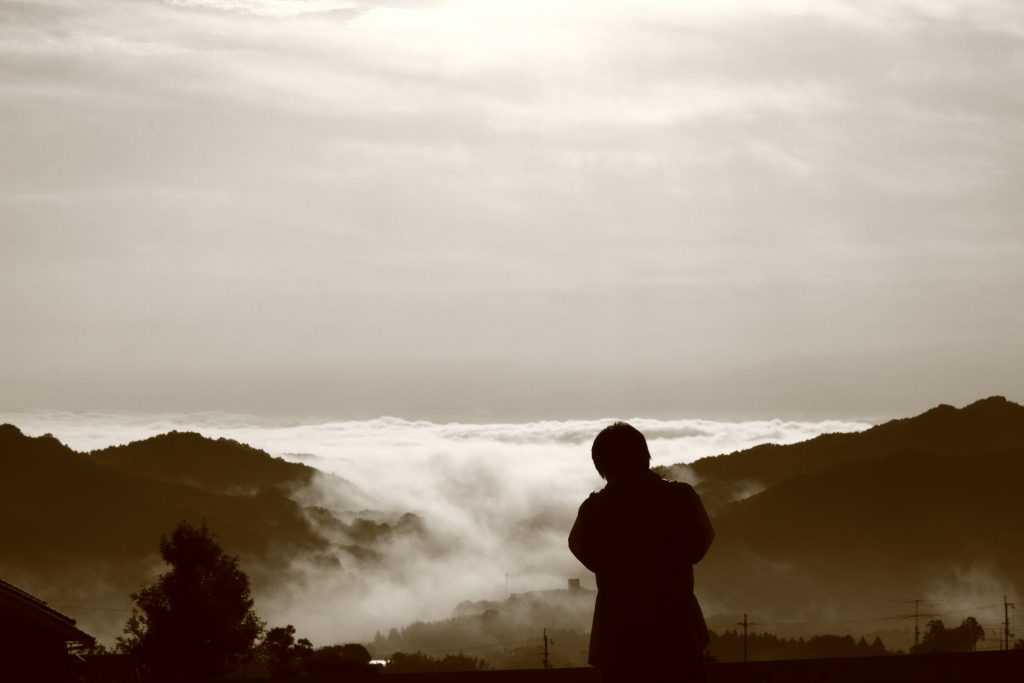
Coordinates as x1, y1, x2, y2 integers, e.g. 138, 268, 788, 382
262, 625, 312, 677
117, 520, 265, 679
386, 651, 490, 673
706, 629, 893, 662
914, 617, 985, 653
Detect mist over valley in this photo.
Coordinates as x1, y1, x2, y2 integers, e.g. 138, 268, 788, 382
2, 397, 1022, 659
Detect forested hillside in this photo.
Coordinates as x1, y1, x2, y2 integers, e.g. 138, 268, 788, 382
697, 447, 1024, 620
657, 396, 1024, 512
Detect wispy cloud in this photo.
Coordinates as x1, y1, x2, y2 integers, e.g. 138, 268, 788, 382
161, 0, 360, 17
1, 0, 1022, 416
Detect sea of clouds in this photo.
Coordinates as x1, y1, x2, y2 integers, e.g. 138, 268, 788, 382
2, 411, 870, 645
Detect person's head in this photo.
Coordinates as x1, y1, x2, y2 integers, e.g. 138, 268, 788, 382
591, 422, 651, 479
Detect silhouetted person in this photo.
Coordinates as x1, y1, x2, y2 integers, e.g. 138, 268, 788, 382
569, 422, 714, 682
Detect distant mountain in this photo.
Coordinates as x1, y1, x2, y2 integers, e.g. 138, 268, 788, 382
697, 446, 1024, 620
86, 430, 365, 505
0, 424, 327, 565
657, 396, 1024, 512
645, 397, 1024, 626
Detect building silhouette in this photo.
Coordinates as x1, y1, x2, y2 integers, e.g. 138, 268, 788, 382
0, 577, 96, 681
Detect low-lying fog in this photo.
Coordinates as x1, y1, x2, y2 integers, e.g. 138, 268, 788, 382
4, 411, 869, 646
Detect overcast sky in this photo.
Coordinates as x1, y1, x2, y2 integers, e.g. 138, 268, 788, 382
2, 0, 1022, 420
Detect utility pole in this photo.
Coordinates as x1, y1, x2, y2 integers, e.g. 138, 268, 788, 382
1005, 595, 1016, 652
737, 614, 749, 663
542, 628, 553, 669
890, 598, 941, 652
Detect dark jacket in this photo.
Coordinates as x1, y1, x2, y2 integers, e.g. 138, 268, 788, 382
568, 470, 714, 669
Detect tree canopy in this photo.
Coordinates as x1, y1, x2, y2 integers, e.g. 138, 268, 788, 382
117, 520, 265, 679
262, 625, 313, 677
262, 624, 379, 677
913, 617, 985, 654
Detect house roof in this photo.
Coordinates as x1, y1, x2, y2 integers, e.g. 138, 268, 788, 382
0, 577, 96, 647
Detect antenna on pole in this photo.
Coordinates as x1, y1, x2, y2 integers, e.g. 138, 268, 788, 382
890, 599, 942, 652
542, 628, 553, 669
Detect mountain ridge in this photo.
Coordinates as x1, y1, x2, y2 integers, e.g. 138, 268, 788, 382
84, 429, 367, 507
656, 396, 1024, 512
0, 423, 327, 563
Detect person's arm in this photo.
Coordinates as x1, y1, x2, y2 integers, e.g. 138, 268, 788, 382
568, 495, 601, 572
681, 483, 714, 563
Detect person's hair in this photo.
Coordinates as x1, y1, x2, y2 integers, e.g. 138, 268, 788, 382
591, 422, 651, 478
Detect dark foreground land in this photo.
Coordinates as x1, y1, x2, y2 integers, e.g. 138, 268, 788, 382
156, 650, 1024, 683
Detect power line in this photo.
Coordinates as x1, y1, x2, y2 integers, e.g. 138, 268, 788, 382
943, 603, 1003, 615
711, 616, 905, 628
416, 637, 539, 654
707, 599, 1007, 631
708, 615, 915, 629
397, 599, 1024, 661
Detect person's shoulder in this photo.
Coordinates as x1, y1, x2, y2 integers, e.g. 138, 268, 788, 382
578, 488, 607, 511
656, 477, 695, 493
655, 478, 699, 505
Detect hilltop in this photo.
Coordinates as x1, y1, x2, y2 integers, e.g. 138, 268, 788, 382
0, 423, 328, 566
86, 431, 318, 495
85, 429, 367, 504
